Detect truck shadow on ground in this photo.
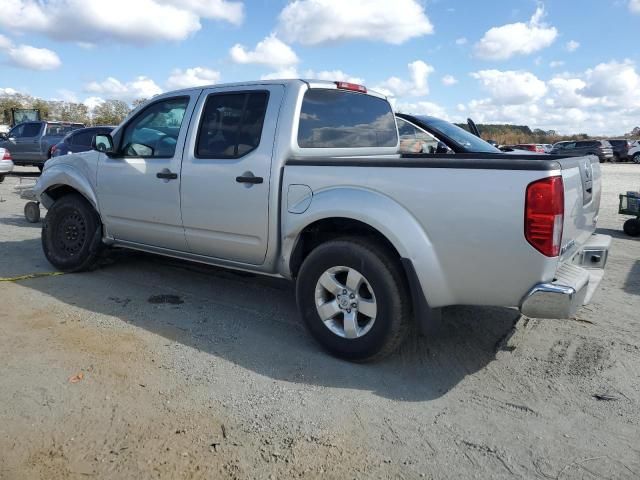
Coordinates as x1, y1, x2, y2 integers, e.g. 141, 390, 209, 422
1, 238, 521, 402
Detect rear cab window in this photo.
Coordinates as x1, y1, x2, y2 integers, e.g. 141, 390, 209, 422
297, 89, 397, 149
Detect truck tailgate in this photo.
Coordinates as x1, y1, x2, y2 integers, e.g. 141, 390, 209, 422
558, 155, 601, 261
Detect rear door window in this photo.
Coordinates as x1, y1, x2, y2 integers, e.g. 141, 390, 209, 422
297, 89, 397, 148
196, 91, 268, 159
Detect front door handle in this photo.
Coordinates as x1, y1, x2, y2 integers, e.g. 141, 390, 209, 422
156, 169, 178, 180
236, 173, 263, 184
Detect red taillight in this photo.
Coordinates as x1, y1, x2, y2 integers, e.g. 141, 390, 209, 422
525, 176, 564, 257
536, 146, 545, 153
335, 81, 367, 93
1, 149, 11, 161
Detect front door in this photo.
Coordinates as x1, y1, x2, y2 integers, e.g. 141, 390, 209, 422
97, 93, 199, 251
180, 85, 284, 265
5, 122, 41, 161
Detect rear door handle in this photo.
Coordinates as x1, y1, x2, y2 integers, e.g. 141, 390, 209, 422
156, 169, 178, 180
236, 174, 263, 184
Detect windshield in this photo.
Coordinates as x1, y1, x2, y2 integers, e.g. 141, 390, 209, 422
412, 116, 501, 153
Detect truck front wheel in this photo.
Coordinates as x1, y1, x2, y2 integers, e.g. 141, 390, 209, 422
296, 238, 411, 361
42, 194, 103, 272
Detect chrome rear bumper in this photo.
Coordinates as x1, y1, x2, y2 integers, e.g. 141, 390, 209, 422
520, 234, 611, 319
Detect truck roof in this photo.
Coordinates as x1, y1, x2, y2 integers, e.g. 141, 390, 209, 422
164, 79, 387, 100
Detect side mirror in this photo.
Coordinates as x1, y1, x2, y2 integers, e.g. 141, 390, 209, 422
92, 134, 114, 154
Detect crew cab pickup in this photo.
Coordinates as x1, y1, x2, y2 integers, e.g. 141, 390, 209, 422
0, 121, 84, 169
34, 80, 611, 361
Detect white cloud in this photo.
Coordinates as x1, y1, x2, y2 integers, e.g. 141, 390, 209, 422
0, 87, 19, 95
57, 89, 79, 102
260, 67, 300, 80
259, 68, 364, 84
166, 67, 221, 89
546, 77, 598, 109
0, 34, 61, 70
474, 6, 557, 60
6, 44, 61, 70
83, 96, 106, 110
471, 70, 547, 104
461, 60, 640, 135
581, 59, 640, 101
455, 37, 467, 45
0, 34, 11, 50
565, 40, 580, 52
277, 0, 433, 45
0, 0, 243, 45
85, 76, 163, 101
395, 101, 449, 120
630, 0, 640, 13
549, 60, 564, 68
161, 0, 243, 24
376, 60, 434, 98
230, 34, 298, 68
442, 75, 458, 86
303, 70, 364, 84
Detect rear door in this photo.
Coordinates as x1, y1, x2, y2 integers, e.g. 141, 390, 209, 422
180, 85, 284, 264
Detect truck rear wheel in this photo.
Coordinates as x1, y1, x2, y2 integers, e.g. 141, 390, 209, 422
296, 238, 411, 361
41, 193, 103, 272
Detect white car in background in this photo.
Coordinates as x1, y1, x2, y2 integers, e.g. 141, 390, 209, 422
0, 147, 14, 183
626, 141, 640, 163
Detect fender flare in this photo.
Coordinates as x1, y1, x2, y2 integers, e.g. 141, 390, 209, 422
281, 186, 454, 308
34, 164, 99, 211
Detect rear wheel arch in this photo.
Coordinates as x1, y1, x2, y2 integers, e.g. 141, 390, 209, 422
289, 217, 402, 279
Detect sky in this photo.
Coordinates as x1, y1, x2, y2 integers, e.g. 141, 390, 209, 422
0, 0, 638, 135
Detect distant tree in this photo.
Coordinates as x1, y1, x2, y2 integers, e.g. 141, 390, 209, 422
131, 98, 148, 109
92, 100, 131, 126
31, 99, 51, 120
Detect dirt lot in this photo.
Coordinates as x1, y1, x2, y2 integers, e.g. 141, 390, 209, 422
0, 165, 639, 479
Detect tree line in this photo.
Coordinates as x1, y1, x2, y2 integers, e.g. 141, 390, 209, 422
0, 93, 145, 127
457, 123, 639, 144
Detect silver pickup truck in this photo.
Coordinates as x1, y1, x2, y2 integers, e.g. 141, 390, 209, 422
34, 79, 611, 361
0, 121, 84, 170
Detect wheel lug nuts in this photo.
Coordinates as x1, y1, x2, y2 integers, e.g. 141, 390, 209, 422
342, 289, 347, 294
352, 303, 357, 308
349, 294, 355, 299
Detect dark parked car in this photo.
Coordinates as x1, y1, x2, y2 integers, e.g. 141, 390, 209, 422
0, 121, 84, 169
550, 140, 614, 163
607, 139, 632, 162
51, 126, 115, 158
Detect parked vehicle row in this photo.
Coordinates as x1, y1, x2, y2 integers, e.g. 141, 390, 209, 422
34, 79, 611, 361
0, 121, 84, 170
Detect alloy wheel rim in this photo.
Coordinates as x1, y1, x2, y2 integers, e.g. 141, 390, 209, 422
314, 266, 377, 339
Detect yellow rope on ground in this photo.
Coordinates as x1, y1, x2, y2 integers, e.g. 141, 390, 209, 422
0, 272, 65, 282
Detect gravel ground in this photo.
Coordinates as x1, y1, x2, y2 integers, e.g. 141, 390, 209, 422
0, 164, 639, 480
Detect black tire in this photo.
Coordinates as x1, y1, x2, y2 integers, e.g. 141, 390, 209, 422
296, 238, 411, 362
623, 219, 640, 237
24, 201, 40, 223
633, 153, 640, 164
613, 153, 620, 163
37, 165, 44, 172
0, 175, 4, 184
41, 193, 103, 272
